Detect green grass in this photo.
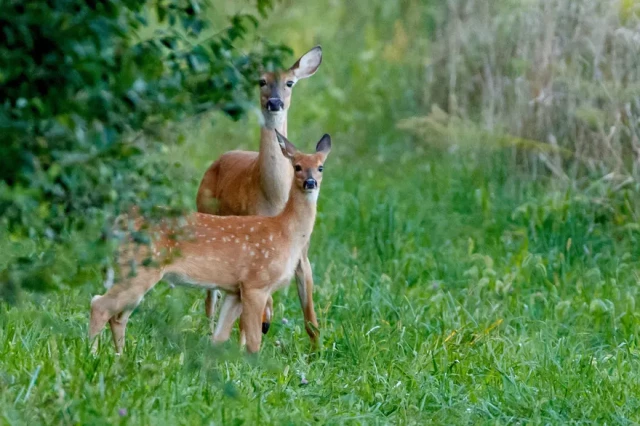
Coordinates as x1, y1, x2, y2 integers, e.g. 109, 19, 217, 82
3, 146, 640, 424
4, 0, 640, 424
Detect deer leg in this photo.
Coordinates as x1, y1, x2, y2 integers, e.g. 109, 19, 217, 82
295, 244, 319, 345
241, 289, 269, 353
89, 268, 162, 354
262, 296, 273, 334
205, 289, 219, 319
89, 295, 111, 354
238, 293, 272, 346
109, 310, 133, 355
212, 293, 242, 343
238, 293, 272, 343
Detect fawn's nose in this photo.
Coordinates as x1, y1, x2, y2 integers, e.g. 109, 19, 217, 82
266, 98, 284, 111
303, 178, 317, 190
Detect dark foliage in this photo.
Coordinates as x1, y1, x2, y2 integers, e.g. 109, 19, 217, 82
0, 0, 290, 295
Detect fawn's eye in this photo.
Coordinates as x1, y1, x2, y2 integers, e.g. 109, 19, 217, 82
318, 165, 324, 172
286, 81, 294, 88
294, 165, 302, 172
259, 79, 267, 87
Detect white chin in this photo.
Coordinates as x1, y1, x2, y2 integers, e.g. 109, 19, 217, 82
262, 110, 285, 127
304, 190, 319, 203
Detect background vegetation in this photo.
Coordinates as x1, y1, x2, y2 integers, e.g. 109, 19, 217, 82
2, 0, 640, 423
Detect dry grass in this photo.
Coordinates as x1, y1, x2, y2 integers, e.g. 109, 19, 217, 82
404, 0, 640, 179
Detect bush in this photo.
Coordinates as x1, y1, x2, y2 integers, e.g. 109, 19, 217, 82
0, 0, 290, 296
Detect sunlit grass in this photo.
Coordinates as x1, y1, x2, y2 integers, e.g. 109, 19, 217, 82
3, 145, 640, 423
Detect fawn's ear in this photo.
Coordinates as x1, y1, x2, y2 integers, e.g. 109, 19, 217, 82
290, 46, 322, 79
315, 134, 331, 158
275, 130, 298, 160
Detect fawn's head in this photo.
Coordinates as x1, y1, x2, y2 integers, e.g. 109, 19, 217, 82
275, 130, 331, 202
259, 46, 322, 120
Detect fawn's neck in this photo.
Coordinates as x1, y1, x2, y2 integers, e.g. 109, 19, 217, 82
280, 185, 318, 247
257, 124, 293, 209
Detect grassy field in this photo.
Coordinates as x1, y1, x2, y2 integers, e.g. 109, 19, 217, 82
4, 135, 640, 424
3, 0, 640, 424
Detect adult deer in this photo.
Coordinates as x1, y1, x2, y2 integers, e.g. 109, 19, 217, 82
195, 46, 323, 343
90, 131, 331, 354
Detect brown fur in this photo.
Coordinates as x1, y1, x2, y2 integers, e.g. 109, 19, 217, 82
90, 132, 331, 354
194, 46, 323, 343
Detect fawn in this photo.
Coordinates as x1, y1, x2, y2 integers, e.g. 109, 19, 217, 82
196, 46, 323, 342
90, 131, 331, 354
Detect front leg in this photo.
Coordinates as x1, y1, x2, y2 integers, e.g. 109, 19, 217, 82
238, 295, 273, 346
295, 244, 319, 345
241, 289, 269, 353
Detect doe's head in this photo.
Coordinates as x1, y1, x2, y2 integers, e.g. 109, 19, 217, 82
275, 130, 331, 200
259, 46, 322, 119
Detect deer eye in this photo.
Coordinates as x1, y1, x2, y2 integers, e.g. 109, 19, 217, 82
286, 81, 294, 88
318, 165, 324, 172
259, 79, 267, 87
294, 165, 302, 172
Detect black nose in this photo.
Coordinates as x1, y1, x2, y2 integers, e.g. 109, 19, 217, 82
303, 179, 317, 190
266, 98, 284, 111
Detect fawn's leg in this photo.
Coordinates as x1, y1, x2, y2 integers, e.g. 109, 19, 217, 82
238, 293, 273, 344
212, 293, 242, 343
295, 243, 319, 345
241, 289, 269, 353
89, 268, 162, 354
205, 289, 219, 319
262, 296, 273, 334
109, 310, 133, 355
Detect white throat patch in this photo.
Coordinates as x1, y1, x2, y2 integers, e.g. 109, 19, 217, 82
262, 111, 285, 129
305, 190, 319, 203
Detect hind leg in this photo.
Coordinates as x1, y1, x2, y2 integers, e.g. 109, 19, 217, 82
89, 295, 111, 354
89, 268, 162, 354
109, 310, 133, 355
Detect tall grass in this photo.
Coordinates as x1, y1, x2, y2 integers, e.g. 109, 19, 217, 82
405, 0, 640, 179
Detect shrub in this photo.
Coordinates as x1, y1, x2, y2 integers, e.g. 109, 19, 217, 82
0, 0, 290, 296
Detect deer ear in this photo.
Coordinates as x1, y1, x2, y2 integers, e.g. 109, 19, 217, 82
275, 130, 297, 160
315, 134, 331, 156
290, 46, 322, 79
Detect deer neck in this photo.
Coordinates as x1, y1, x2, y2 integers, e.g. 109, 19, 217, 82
257, 125, 293, 211
262, 111, 287, 136
280, 185, 318, 249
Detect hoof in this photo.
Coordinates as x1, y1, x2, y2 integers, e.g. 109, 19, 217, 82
262, 322, 270, 334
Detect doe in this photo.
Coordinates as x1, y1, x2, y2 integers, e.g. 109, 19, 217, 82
196, 46, 323, 342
